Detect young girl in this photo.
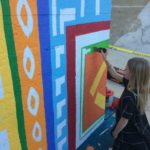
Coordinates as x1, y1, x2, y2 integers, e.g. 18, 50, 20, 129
102, 51, 150, 150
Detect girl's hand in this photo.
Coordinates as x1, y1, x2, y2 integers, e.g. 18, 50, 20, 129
112, 131, 118, 139
112, 117, 129, 139
101, 49, 109, 61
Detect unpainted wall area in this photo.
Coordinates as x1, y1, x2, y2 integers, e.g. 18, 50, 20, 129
111, 0, 150, 54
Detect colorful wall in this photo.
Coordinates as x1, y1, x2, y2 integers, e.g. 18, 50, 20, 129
0, 0, 111, 150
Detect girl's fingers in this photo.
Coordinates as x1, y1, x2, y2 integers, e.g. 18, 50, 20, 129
101, 51, 107, 60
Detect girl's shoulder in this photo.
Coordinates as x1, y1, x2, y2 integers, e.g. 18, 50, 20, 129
121, 89, 137, 104
122, 88, 136, 99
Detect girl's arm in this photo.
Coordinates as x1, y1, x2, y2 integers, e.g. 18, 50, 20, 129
101, 51, 123, 82
112, 117, 129, 139
106, 60, 123, 82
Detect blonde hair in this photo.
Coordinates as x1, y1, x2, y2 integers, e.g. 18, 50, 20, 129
127, 57, 150, 114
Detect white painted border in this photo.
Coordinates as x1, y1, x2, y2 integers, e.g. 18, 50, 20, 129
75, 29, 110, 148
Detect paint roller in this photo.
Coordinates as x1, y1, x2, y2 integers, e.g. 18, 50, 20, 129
94, 47, 107, 53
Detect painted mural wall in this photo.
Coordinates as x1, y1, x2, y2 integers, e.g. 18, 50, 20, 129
0, 0, 111, 150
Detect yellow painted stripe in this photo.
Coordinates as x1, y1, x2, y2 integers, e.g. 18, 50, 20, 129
90, 62, 106, 96
95, 92, 105, 110
0, 5, 21, 150
109, 45, 150, 57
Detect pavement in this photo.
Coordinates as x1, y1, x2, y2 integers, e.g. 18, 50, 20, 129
111, 0, 150, 54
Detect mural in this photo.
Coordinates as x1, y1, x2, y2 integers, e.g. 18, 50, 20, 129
66, 22, 110, 149
0, 0, 111, 150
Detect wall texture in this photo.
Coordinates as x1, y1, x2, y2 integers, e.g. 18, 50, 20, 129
0, 0, 111, 150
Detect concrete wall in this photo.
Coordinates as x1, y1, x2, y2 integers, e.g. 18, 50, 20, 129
111, 0, 150, 54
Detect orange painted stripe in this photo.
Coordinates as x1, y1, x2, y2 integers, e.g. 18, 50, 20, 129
9, 1, 47, 149
83, 52, 107, 131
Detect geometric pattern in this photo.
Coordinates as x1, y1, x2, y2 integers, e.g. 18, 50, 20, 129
67, 21, 110, 149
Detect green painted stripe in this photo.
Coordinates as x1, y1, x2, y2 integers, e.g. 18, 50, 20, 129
84, 39, 110, 52
1, 0, 28, 150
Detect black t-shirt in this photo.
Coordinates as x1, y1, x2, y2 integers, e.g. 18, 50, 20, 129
116, 78, 137, 132
114, 78, 150, 143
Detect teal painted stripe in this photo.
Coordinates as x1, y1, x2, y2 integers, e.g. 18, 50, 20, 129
1, 0, 28, 150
